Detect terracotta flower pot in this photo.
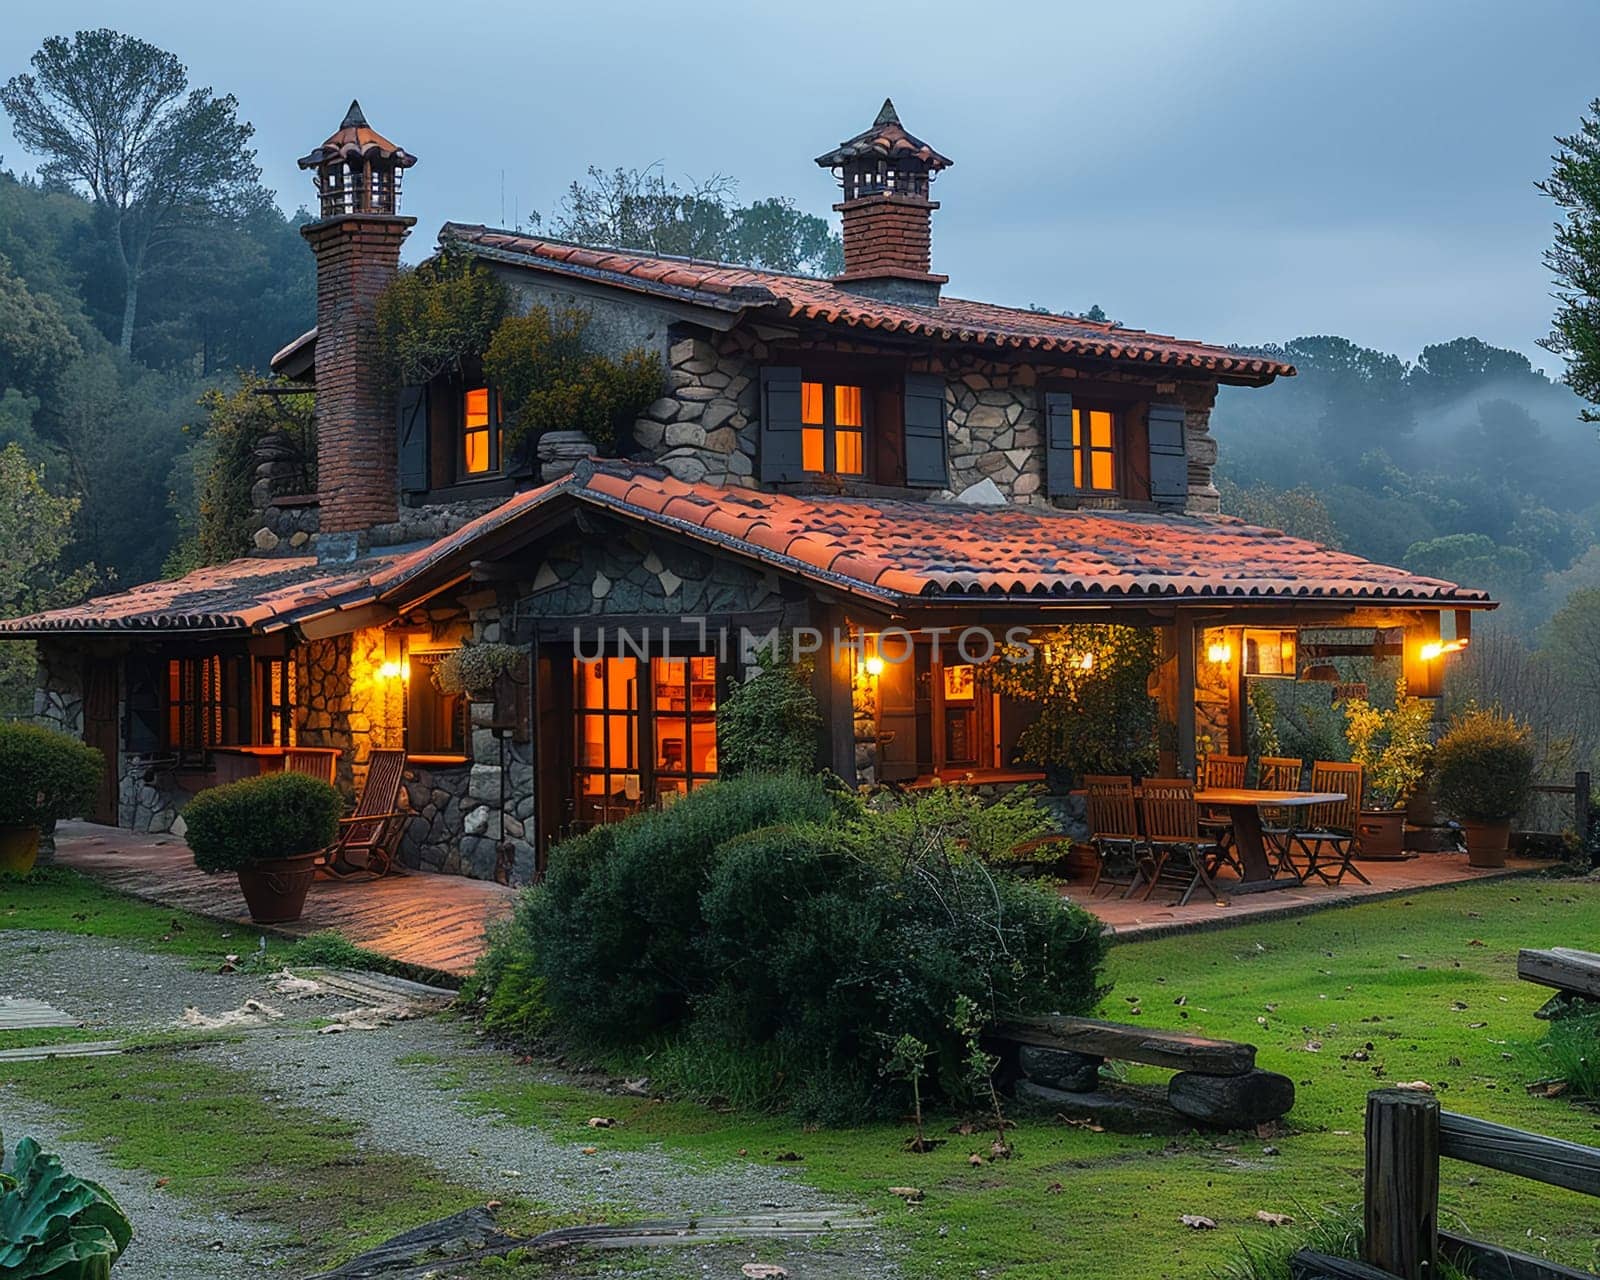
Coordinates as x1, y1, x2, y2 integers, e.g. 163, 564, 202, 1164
1356, 809, 1408, 860
0, 824, 40, 877
1460, 819, 1512, 868
235, 851, 321, 923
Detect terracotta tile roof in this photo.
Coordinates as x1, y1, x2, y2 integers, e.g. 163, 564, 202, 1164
297, 100, 416, 171
0, 465, 1487, 638
0, 554, 399, 636
375, 462, 1490, 610
814, 98, 953, 170
444, 225, 1294, 384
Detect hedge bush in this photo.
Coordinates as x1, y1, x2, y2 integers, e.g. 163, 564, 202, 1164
716, 652, 822, 777
184, 771, 344, 873
480, 774, 1107, 1118
522, 772, 839, 1044
0, 722, 102, 828
1432, 708, 1536, 822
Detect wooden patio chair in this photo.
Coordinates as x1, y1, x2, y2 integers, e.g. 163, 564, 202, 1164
319, 748, 413, 881
1084, 775, 1141, 896
1286, 761, 1371, 887
284, 748, 335, 785
1132, 778, 1226, 906
1257, 756, 1305, 876
1200, 754, 1248, 877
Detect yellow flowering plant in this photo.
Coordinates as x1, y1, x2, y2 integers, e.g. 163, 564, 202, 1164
1342, 680, 1434, 809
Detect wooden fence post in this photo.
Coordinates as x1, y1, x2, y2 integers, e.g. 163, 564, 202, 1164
1364, 1088, 1440, 1279
1576, 771, 1592, 864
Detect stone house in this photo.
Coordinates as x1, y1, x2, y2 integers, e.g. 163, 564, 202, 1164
4, 99, 1490, 883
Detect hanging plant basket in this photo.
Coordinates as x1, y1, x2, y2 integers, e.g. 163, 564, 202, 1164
431, 643, 525, 698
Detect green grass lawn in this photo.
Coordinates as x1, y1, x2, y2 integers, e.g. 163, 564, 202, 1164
438, 877, 1600, 1280
5, 866, 1599, 1278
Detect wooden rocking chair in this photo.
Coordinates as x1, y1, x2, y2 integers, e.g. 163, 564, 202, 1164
284, 748, 336, 785
320, 748, 413, 880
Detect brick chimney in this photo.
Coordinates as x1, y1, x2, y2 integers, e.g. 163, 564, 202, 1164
816, 99, 952, 305
297, 101, 417, 541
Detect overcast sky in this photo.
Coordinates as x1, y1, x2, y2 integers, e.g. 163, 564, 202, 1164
3, 0, 1596, 368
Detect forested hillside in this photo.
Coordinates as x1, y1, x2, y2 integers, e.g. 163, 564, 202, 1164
1214, 335, 1598, 628
0, 170, 312, 586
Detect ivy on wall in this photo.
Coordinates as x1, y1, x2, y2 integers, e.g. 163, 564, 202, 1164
484, 306, 661, 453
376, 247, 662, 453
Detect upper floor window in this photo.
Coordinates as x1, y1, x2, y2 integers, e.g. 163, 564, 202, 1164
801, 379, 866, 477
1072, 405, 1118, 493
461, 386, 504, 478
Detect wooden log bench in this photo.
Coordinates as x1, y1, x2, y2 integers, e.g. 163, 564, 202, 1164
990, 1016, 1292, 1133
1518, 947, 1600, 1020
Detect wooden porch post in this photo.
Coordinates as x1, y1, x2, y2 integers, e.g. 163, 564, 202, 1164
810, 604, 858, 785
1176, 612, 1197, 779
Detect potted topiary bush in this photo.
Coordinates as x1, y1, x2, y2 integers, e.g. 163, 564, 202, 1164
184, 771, 343, 923
1342, 683, 1434, 860
0, 723, 103, 877
1432, 708, 1535, 867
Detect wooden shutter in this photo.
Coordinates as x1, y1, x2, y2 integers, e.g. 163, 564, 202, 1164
759, 366, 804, 482
903, 373, 948, 488
1044, 391, 1076, 497
396, 385, 428, 494
1147, 402, 1189, 506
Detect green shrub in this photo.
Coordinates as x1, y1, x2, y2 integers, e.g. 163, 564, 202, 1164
481, 775, 1108, 1120
0, 722, 102, 828
374, 246, 509, 389
184, 771, 343, 872
483, 305, 663, 453
524, 773, 837, 1044
716, 650, 822, 777
1432, 708, 1536, 822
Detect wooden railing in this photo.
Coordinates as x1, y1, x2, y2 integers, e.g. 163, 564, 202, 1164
1524, 770, 1591, 857
1290, 1087, 1599, 1280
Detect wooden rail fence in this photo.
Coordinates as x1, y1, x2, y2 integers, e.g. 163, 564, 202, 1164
1525, 770, 1591, 859
1289, 1087, 1600, 1280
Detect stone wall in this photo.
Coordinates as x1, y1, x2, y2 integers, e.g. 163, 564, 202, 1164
295, 629, 394, 796
629, 325, 1222, 514
33, 644, 84, 737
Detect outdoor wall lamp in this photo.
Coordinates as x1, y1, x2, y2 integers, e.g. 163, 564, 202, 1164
378, 660, 410, 681
864, 655, 886, 677
1206, 640, 1233, 664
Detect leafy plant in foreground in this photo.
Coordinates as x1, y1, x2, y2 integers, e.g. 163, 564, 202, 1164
0, 1129, 132, 1277
954, 993, 1011, 1159
881, 1033, 934, 1152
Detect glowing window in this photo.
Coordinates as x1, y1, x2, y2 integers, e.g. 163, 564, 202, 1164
798, 379, 867, 478
462, 386, 501, 477
1071, 406, 1118, 494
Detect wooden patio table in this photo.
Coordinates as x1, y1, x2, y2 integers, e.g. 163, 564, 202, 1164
1193, 787, 1347, 893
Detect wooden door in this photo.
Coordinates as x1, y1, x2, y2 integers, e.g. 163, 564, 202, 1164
83, 659, 119, 825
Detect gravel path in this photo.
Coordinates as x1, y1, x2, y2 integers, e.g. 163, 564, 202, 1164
203, 1019, 845, 1218
1, 933, 902, 1278
0, 1092, 282, 1279
0, 931, 289, 1031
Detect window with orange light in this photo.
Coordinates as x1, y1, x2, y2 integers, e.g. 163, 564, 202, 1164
405, 651, 467, 755
800, 378, 866, 478
461, 385, 504, 477
573, 657, 643, 826
651, 656, 718, 799
1071, 405, 1118, 493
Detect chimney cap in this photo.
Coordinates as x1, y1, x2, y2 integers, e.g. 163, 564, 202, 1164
815, 98, 953, 171
298, 100, 417, 171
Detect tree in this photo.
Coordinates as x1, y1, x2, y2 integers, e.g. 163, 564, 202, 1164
1408, 337, 1545, 404
0, 443, 94, 712
534, 164, 843, 275
1216, 478, 1340, 547
1539, 99, 1600, 420
1, 29, 260, 354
